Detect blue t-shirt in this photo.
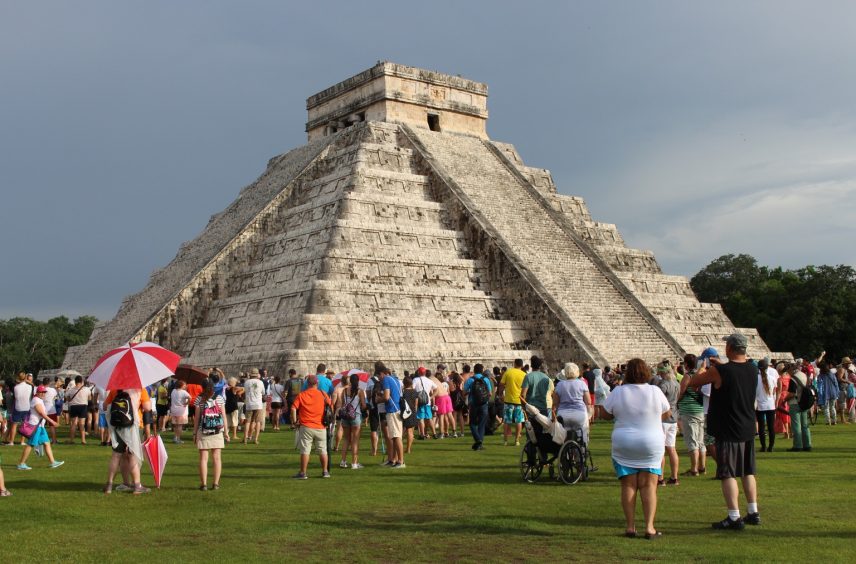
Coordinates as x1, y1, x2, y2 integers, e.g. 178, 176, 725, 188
382, 375, 401, 413
463, 373, 493, 404
303, 374, 333, 395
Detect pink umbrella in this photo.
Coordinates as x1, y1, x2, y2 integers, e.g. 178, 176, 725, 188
332, 369, 370, 390
88, 342, 181, 390
142, 435, 168, 488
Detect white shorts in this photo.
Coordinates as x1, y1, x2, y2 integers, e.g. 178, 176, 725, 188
663, 422, 677, 448
386, 412, 403, 439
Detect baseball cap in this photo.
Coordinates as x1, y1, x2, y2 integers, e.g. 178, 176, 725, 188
36, 385, 48, 393
416, 367, 426, 376
722, 333, 748, 349
700, 347, 719, 359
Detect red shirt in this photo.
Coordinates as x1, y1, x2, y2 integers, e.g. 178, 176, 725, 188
292, 388, 329, 429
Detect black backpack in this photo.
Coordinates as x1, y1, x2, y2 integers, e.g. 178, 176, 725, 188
322, 392, 334, 427
415, 377, 430, 407
470, 375, 489, 407
793, 375, 816, 411
110, 391, 134, 428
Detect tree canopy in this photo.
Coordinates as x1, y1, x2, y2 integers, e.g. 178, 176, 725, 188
0, 316, 97, 380
690, 254, 856, 360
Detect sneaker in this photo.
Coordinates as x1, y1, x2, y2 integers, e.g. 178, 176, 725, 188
380, 460, 394, 467
16, 464, 32, 471
712, 516, 745, 531
657, 479, 665, 487
292, 472, 308, 480
199, 485, 208, 491
49, 460, 65, 469
351, 463, 364, 469
132, 485, 151, 495
115, 483, 134, 492
503, 440, 509, 446
744, 512, 761, 525
321, 471, 331, 478
339, 460, 349, 468
391, 462, 406, 469
514, 440, 520, 447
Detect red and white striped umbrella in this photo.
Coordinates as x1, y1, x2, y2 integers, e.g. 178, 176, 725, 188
332, 369, 370, 390
88, 342, 181, 391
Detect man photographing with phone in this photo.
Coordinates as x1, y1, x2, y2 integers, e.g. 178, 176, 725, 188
690, 333, 760, 531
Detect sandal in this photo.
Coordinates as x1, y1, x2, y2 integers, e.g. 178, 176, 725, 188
624, 530, 637, 538
644, 531, 663, 540
682, 469, 699, 476
0, 489, 12, 497
212, 483, 220, 490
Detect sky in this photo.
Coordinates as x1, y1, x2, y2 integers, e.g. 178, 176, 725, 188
2, 1, 855, 321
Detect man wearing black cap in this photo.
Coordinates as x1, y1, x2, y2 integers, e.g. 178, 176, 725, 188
691, 333, 760, 530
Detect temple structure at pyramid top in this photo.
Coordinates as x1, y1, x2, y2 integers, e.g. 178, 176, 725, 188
62, 62, 779, 377
306, 61, 489, 141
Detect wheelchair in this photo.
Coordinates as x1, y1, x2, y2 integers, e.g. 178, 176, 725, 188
519, 416, 595, 485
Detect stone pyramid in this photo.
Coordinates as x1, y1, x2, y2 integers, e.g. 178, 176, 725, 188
64, 62, 774, 376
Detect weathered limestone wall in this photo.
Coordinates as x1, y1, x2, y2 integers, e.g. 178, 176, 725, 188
307, 62, 488, 141
406, 126, 682, 366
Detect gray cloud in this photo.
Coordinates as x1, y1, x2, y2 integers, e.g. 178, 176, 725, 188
1, 1, 854, 320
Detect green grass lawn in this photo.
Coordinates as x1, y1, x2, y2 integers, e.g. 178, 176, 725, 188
1, 419, 853, 563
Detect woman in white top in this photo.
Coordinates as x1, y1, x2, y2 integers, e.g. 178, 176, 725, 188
170, 380, 191, 444
17, 386, 64, 471
551, 362, 591, 444
269, 376, 286, 431
755, 358, 779, 452
602, 359, 671, 539
192, 380, 229, 491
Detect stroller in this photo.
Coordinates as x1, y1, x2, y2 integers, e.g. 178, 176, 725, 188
519, 403, 596, 485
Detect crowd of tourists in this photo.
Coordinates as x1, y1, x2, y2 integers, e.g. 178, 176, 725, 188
0, 336, 852, 538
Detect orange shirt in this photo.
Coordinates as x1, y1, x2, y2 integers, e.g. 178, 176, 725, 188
292, 388, 329, 429
104, 388, 151, 428
186, 384, 202, 404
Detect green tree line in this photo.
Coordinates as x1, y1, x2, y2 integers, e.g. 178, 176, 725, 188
690, 254, 856, 360
0, 316, 97, 380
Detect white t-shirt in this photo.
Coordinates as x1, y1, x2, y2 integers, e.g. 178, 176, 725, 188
14, 382, 34, 412
170, 389, 190, 417
243, 378, 265, 410
270, 383, 285, 403
43, 387, 58, 415
28, 397, 46, 426
67, 384, 91, 406
603, 384, 670, 468
755, 367, 779, 411
413, 376, 437, 399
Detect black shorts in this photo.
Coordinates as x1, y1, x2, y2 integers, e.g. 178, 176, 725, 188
69, 405, 88, 419
715, 439, 756, 479
156, 404, 169, 417
112, 435, 130, 454
369, 408, 386, 432
271, 402, 283, 410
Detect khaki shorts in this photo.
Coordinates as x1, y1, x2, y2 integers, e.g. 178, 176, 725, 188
298, 426, 327, 455
386, 412, 403, 439
246, 408, 265, 424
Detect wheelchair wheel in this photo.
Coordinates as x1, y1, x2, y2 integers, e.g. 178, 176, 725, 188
558, 441, 585, 485
520, 441, 542, 482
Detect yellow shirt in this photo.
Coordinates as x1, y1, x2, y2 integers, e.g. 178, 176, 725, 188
500, 368, 526, 404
